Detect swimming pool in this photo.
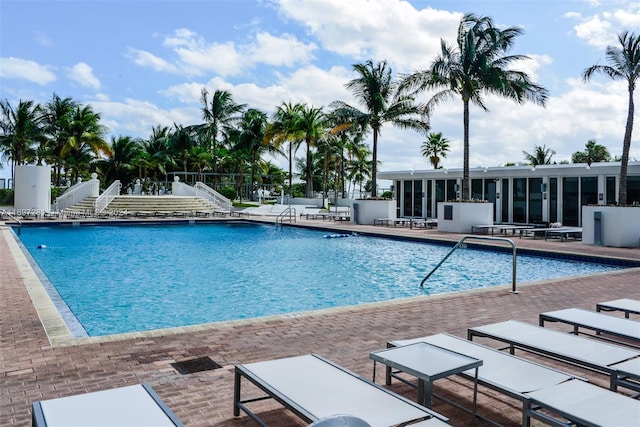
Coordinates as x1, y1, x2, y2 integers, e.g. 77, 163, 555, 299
16, 223, 624, 337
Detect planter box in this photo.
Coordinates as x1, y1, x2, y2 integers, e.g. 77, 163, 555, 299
437, 202, 493, 233
582, 206, 640, 248
351, 200, 395, 225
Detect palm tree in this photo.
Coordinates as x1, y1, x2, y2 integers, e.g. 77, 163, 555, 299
42, 94, 76, 185
200, 88, 246, 187
97, 135, 141, 186
583, 31, 640, 205
230, 109, 270, 199
421, 132, 450, 169
523, 144, 555, 166
168, 124, 197, 181
0, 99, 43, 180
401, 13, 548, 200
61, 105, 110, 181
264, 102, 304, 196
333, 59, 427, 198
296, 105, 326, 197
571, 139, 611, 165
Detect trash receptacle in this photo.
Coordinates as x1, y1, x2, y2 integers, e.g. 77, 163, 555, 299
352, 203, 359, 225
594, 211, 602, 246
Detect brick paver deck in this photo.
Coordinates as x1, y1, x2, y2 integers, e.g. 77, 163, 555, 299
1, 217, 639, 426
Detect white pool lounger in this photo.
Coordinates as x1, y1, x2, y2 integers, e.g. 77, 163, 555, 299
233, 354, 449, 427
539, 308, 640, 346
468, 320, 640, 393
388, 333, 640, 426
31, 383, 183, 427
597, 299, 640, 318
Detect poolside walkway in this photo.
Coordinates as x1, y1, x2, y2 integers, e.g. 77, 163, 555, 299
1, 217, 639, 426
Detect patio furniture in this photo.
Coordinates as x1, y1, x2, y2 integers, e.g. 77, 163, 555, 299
388, 333, 577, 426
468, 320, 640, 394
544, 227, 582, 241
524, 378, 640, 427
31, 383, 183, 427
597, 298, 640, 318
370, 342, 481, 424
233, 353, 449, 427
539, 308, 640, 346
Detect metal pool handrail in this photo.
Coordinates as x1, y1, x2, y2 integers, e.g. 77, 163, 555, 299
1, 209, 22, 235
276, 206, 296, 226
420, 235, 518, 293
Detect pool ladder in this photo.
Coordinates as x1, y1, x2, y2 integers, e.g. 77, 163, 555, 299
275, 207, 296, 227
420, 235, 518, 293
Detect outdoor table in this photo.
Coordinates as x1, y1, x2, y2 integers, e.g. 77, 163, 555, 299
370, 342, 482, 425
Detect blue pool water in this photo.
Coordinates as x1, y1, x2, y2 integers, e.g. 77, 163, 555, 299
16, 223, 623, 336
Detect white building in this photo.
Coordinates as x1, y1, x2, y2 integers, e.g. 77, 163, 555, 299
379, 161, 640, 226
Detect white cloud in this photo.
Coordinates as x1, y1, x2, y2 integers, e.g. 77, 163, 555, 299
570, 3, 640, 49
0, 57, 56, 85
126, 48, 181, 74
34, 31, 53, 48
69, 62, 101, 89
250, 31, 316, 66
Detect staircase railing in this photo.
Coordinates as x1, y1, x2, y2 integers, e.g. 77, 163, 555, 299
194, 182, 232, 212
172, 181, 232, 212
276, 206, 296, 226
95, 180, 122, 214
52, 178, 100, 212
420, 235, 518, 293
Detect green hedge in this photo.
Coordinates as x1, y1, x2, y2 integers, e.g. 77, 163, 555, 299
0, 189, 14, 206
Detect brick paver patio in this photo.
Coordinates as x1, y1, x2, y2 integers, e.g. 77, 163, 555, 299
1, 217, 639, 426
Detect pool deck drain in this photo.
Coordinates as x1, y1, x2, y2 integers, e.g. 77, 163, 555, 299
1, 217, 640, 426
172, 357, 222, 375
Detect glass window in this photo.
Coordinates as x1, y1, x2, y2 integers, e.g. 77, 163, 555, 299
528, 178, 543, 224
395, 180, 401, 216
484, 179, 497, 221
435, 180, 445, 218
628, 176, 640, 205
403, 180, 412, 217
471, 179, 483, 200
562, 177, 579, 226
426, 180, 433, 218
513, 178, 527, 223
413, 180, 423, 217
446, 180, 457, 201
549, 178, 558, 223
581, 177, 598, 207
501, 179, 509, 223
606, 176, 616, 205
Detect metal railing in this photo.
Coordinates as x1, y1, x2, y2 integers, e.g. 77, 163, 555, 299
420, 235, 518, 293
276, 207, 296, 226
0, 209, 22, 235
52, 178, 99, 212
95, 180, 121, 214
172, 181, 232, 212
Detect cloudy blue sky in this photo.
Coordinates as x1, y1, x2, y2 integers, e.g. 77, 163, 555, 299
1, 0, 639, 183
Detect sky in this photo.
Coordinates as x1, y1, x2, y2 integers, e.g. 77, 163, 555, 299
1, 0, 639, 184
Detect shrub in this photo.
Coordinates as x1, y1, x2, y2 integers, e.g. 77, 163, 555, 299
218, 186, 236, 201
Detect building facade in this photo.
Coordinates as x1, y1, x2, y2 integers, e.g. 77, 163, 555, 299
378, 161, 640, 226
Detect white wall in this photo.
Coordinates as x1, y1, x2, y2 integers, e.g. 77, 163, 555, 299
14, 165, 51, 212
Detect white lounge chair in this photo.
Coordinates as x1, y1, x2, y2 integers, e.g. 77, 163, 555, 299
524, 378, 640, 427
31, 383, 183, 427
389, 333, 640, 427
468, 320, 640, 393
597, 298, 640, 318
539, 307, 640, 345
233, 353, 449, 427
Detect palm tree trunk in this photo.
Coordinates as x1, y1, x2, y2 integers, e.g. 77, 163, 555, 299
462, 99, 470, 201
288, 142, 293, 197
618, 86, 635, 206
306, 141, 313, 198
370, 129, 378, 198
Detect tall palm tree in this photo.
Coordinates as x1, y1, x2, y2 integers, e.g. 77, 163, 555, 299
200, 88, 246, 187
421, 132, 450, 169
401, 13, 548, 200
333, 59, 427, 198
42, 93, 76, 185
583, 31, 640, 205
0, 99, 43, 180
61, 105, 110, 181
97, 135, 141, 186
168, 124, 197, 181
231, 109, 269, 198
523, 144, 555, 166
296, 105, 326, 197
264, 102, 304, 196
